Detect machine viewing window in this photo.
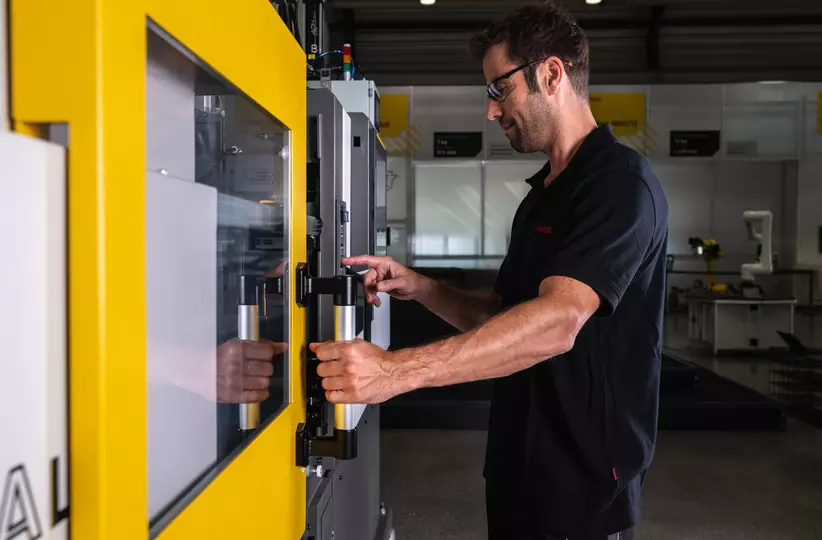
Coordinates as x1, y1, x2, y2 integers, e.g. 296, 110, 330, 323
145, 26, 291, 527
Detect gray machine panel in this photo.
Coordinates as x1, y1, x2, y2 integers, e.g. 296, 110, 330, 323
349, 112, 388, 260
332, 405, 383, 540
305, 475, 334, 540
349, 113, 376, 260
305, 87, 393, 540
307, 88, 350, 342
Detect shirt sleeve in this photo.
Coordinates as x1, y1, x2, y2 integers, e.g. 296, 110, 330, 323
543, 172, 656, 317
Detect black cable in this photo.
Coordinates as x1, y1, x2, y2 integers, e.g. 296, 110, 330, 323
289, 0, 302, 49
270, 0, 300, 43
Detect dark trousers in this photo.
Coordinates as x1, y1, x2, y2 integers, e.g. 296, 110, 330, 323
486, 482, 635, 540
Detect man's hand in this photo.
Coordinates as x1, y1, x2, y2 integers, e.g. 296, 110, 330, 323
342, 255, 431, 307
217, 339, 288, 403
310, 339, 403, 404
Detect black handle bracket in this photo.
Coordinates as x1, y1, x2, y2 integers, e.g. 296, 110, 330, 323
296, 423, 357, 468
296, 262, 360, 307
295, 262, 363, 466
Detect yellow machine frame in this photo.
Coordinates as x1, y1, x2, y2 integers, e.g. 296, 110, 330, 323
11, 1, 307, 538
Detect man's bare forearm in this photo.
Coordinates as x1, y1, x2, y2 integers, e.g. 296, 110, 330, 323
389, 292, 578, 393
386, 277, 600, 394
416, 278, 502, 332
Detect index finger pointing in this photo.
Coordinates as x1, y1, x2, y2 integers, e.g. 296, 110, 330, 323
342, 255, 392, 268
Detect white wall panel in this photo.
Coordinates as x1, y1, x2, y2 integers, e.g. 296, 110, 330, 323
386, 155, 409, 221
413, 162, 482, 257
656, 160, 786, 262
725, 82, 806, 104
653, 161, 716, 258
589, 84, 649, 95
484, 161, 542, 255
648, 85, 723, 158
797, 156, 822, 266
411, 87, 486, 160
802, 83, 822, 156
711, 161, 786, 260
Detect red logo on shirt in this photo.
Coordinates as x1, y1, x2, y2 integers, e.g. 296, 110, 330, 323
535, 225, 554, 235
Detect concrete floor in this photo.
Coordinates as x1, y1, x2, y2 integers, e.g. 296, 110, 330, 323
382, 314, 822, 540
664, 312, 822, 403
382, 425, 822, 540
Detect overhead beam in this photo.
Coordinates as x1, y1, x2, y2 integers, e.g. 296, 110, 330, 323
647, 6, 665, 72
353, 14, 822, 33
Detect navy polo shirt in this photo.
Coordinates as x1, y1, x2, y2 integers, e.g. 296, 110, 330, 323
486, 125, 669, 536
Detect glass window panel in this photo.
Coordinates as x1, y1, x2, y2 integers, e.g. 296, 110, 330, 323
483, 162, 541, 256
413, 163, 482, 257
386, 221, 408, 265
722, 103, 801, 158
386, 156, 408, 221
146, 28, 290, 525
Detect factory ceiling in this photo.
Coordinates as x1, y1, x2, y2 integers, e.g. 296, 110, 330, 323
326, 0, 822, 86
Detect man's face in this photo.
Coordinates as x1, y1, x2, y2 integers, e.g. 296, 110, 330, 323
482, 43, 555, 154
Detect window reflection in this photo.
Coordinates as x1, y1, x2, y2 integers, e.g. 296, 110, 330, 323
146, 28, 290, 524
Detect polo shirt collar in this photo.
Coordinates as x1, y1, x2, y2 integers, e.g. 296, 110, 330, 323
525, 124, 617, 188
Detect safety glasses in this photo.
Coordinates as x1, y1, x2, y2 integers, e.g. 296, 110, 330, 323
486, 57, 574, 102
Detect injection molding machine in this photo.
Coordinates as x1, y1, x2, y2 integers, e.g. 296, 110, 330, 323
2, 0, 392, 538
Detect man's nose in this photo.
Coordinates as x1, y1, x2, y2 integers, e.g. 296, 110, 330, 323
486, 99, 502, 122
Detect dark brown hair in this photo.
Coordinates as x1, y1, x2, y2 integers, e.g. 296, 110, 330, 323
469, 1, 590, 99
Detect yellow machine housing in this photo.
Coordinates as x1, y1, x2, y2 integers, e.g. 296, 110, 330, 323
11, 0, 307, 538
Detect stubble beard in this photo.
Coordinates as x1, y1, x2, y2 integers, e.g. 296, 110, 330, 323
509, 94, 554, 155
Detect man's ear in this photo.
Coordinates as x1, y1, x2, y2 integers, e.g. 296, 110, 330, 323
540, 57, 565, 95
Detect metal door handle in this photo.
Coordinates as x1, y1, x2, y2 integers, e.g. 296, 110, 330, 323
238, 275, 261, 431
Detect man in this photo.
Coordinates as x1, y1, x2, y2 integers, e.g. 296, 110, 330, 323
311, 2, 669, 539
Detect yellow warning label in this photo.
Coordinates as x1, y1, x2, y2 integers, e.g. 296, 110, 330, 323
589, 93, 646, 137
379, 94, 409, 138
378, 93, 421, 156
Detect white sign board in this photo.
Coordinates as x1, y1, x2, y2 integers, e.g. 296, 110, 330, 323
0, 131, 69, 540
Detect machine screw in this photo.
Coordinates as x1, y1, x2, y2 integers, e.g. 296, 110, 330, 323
280, 146, 290, 160
307, 464, 324, 478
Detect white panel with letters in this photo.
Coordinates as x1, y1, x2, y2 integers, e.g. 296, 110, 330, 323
0, 132, 68, 540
